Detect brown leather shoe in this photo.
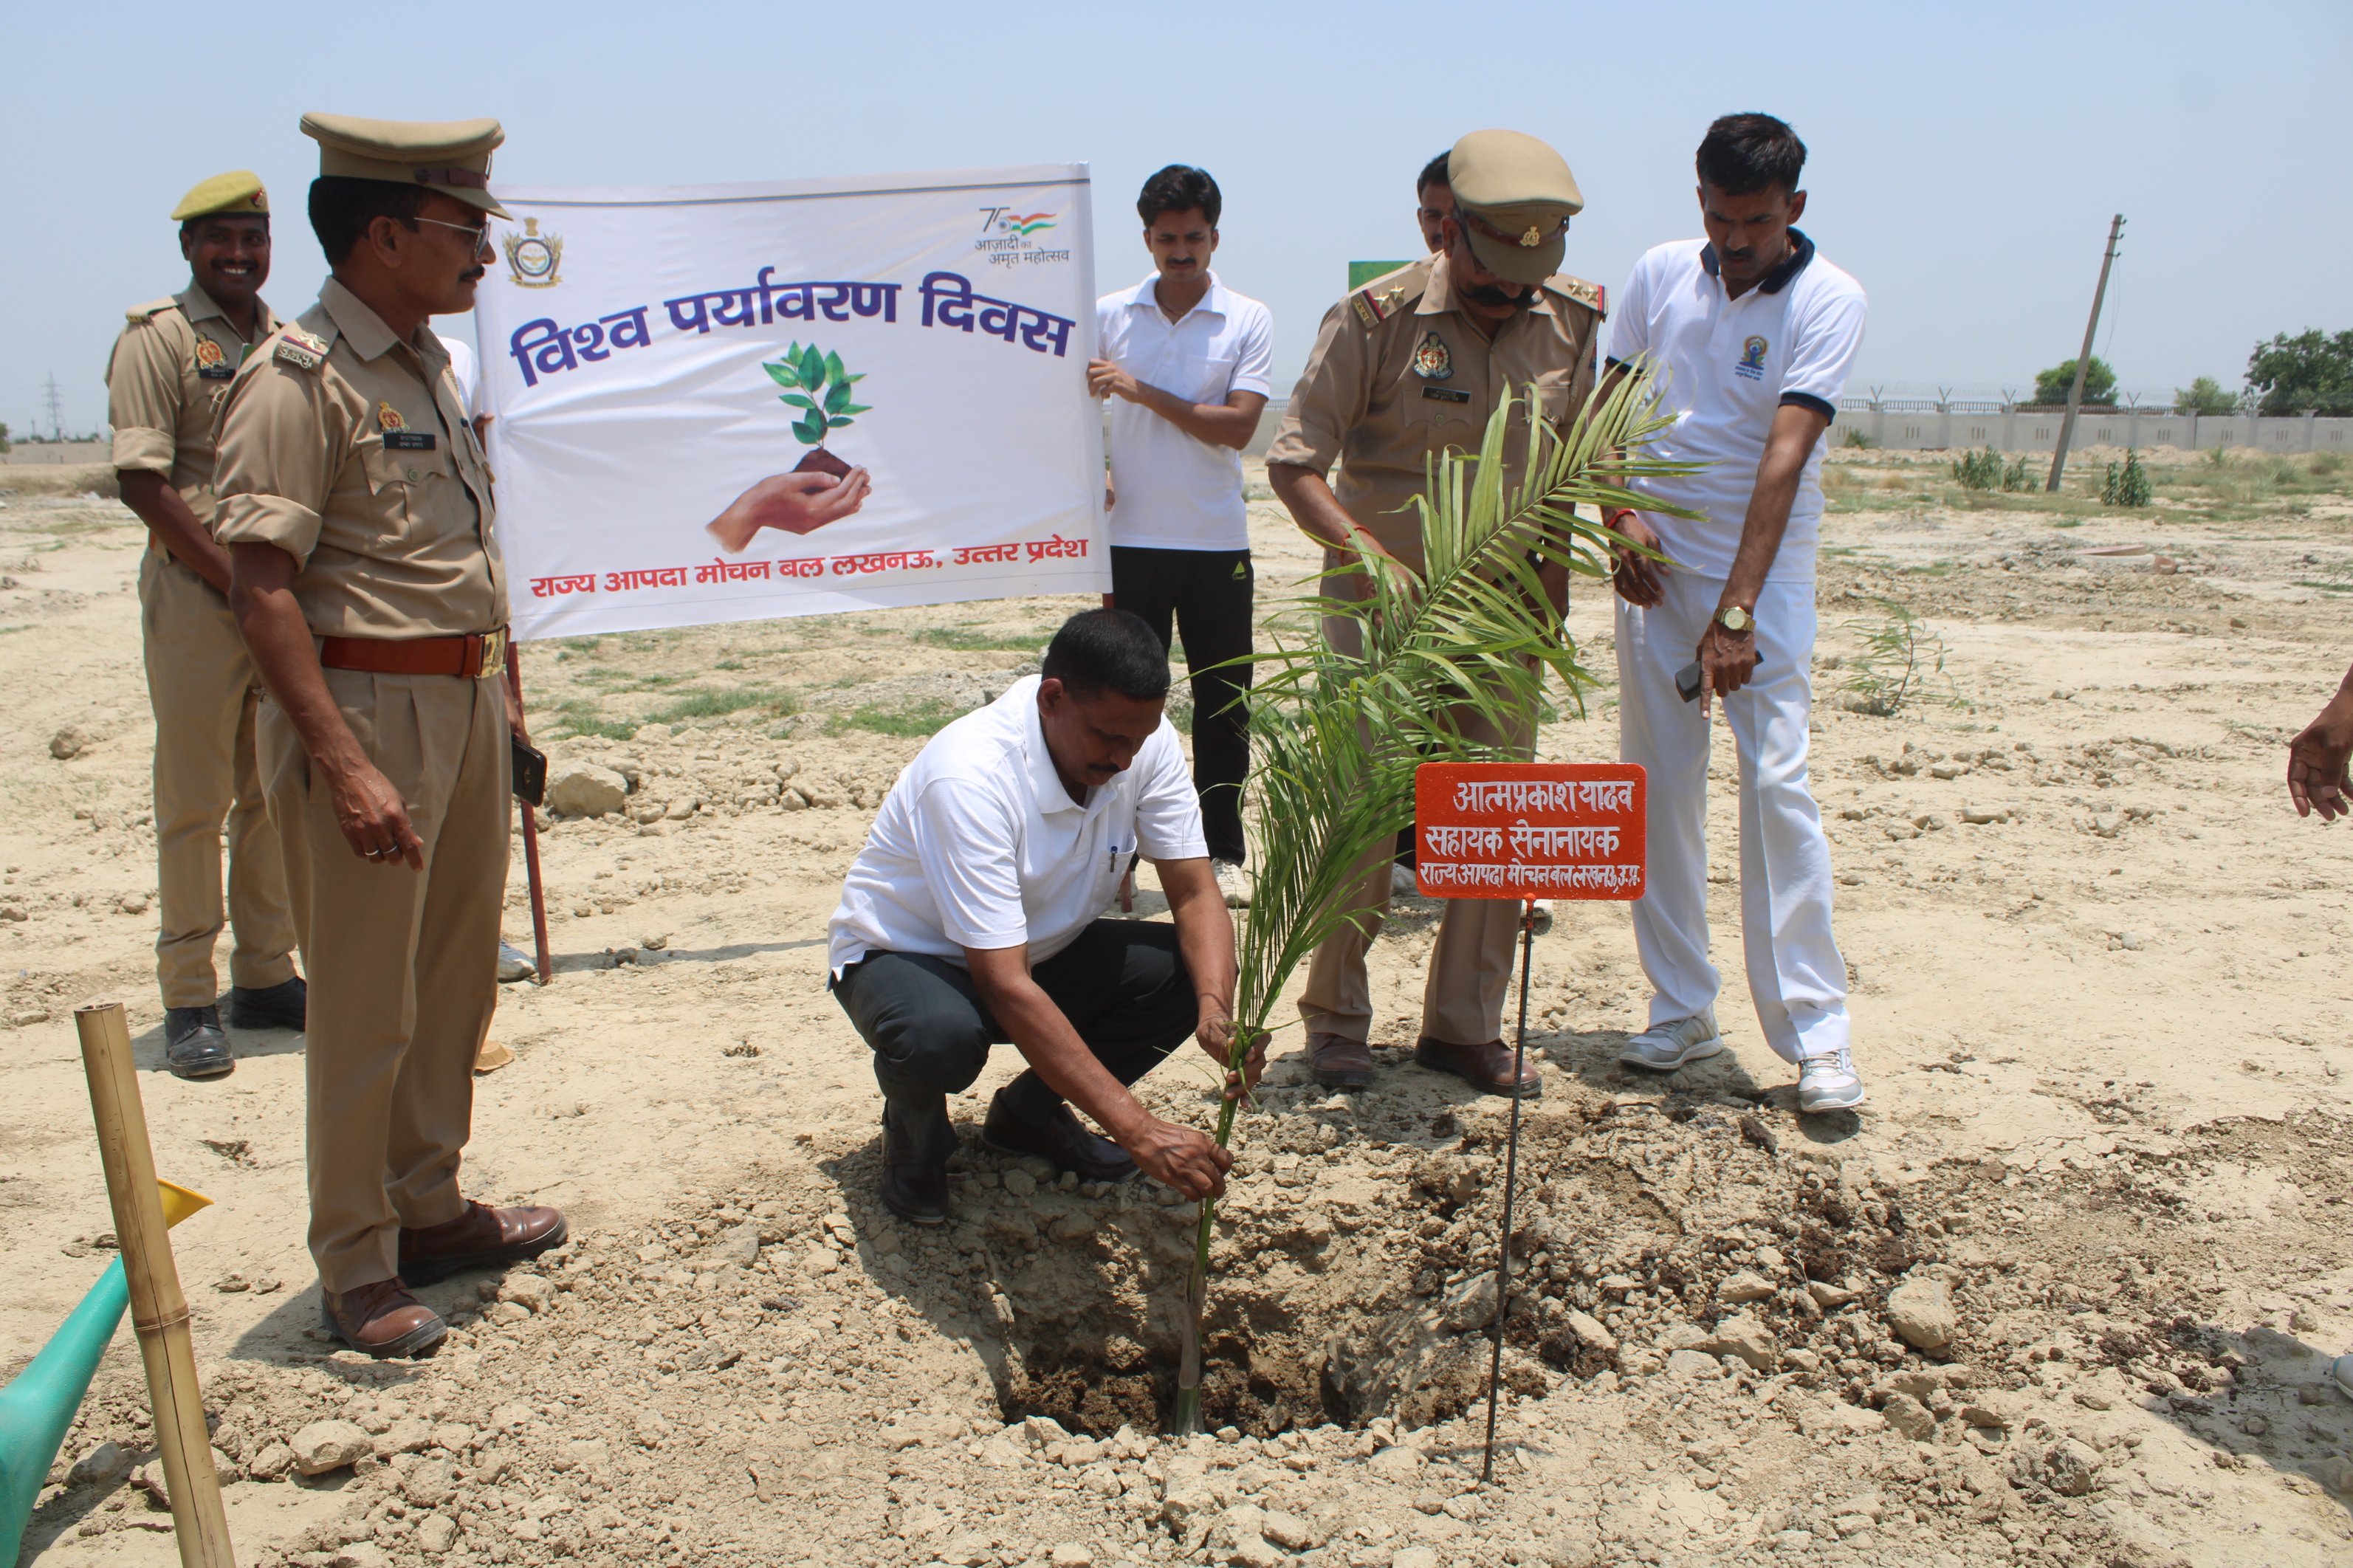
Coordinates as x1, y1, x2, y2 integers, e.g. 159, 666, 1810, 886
397, 1200, 569, 1285
1306, 1031, 1375, 1088
321, 1278, 446, 1360
1415, 1036, 1542, 1098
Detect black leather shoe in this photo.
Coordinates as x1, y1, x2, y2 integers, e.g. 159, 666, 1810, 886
880, 1096, 955, 1225
982, 1085, 1137, 1183
163, 1006, 233, 1080
227, 975, 306, 1031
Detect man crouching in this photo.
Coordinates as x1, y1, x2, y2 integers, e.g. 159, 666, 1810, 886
828, 608, 1263, 1222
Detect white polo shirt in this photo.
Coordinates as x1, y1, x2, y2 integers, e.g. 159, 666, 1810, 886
1097, 272, 1275, 551
1610, 232, 1867, 583
828, 675, 1208, 977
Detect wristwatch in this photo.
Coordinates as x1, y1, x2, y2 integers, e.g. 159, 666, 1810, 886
1714, 605, 1754, 634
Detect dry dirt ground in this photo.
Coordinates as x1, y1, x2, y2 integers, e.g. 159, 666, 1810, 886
4, 447, 2353, 1568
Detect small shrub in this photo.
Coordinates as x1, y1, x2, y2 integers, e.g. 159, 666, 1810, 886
1839, 602, 1959, 716
2001, 455, 2036, 492
2312, 453, 2346, 476
1950, 447, 2003, 491
2100, 449, 2153, 508
1841, 427, 1878, 449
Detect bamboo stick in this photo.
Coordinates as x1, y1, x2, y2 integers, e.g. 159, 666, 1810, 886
75, 1003, 236, 1568
505, 645, 553, 985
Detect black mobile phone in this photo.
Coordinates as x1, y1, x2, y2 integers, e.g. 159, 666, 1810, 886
511, 735, 548, 807
1675, 661, 1706, 704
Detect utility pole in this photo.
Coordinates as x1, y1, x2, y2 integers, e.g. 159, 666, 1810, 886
42, 373, 66, 443
2047, 214, 2125, 492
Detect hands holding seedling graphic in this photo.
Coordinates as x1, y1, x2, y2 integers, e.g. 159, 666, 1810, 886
705, 343, 877, 552
707, 470, 872, 552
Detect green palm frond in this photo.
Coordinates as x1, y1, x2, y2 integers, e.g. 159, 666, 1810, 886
1169, 360, 1701, 1434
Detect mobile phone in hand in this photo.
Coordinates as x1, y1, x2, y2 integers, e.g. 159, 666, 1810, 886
511, 736, 549, 807
1675, 661, 1705, 704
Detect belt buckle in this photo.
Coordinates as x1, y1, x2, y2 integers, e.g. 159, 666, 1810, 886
477, 627, 508, 679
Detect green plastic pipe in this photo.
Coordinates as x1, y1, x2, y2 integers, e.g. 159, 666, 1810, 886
0, 1258, 129, 1568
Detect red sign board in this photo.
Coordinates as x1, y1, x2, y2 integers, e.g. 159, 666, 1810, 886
1414, 763, 1648, 901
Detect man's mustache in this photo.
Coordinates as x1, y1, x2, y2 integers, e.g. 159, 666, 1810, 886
1461, 281, 1534, 309
460, 267, 486, 283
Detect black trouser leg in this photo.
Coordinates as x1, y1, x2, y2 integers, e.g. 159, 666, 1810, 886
1110, 545, 1254, 865
1175, 551, 1254, 866
832, 922, 1199, 1121
995, 921, 1200, 1122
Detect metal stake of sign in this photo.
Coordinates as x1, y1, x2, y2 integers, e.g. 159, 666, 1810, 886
1480, 895, 1539, 1485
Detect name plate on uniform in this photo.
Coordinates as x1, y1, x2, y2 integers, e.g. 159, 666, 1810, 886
384, 430, 438, 452
1415, 762, 1647, 901
1421, 385, 1471, 404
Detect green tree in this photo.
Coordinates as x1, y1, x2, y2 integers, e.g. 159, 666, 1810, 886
2172, 376, 2238, 416
2246, 329, 2353, 416
2033, 356, 2116, 407
0, 420, 10, 454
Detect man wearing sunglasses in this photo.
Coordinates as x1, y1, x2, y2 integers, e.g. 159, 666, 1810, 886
1267, 129, 1605, 1099
214, 113, 564, 1359
106, 171, 306, 1080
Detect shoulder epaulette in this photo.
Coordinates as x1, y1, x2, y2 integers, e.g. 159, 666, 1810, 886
1348, 262, 1428, 331
124, 297, 181, 326
272, 327, 331, 371
1545, 275, 1607, 318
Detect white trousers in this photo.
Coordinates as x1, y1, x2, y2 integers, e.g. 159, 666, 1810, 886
1614, 571, 1849, 1065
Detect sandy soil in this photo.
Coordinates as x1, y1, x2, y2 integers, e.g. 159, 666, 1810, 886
3, 447, 2352, 1568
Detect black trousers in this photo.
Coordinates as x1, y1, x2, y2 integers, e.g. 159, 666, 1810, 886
1110, 545, 1253, 864
831, 921, 1198, 1119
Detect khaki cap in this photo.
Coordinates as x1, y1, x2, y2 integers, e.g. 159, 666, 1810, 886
172, 171, 269, 223
300, 111, 509, 218
1448, 130, 1584, 286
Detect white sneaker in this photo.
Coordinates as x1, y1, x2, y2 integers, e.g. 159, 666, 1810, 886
1214, 860, 1251, 909
1798, 1046, 1866, 1112
1619, 1008, 1723, 1071
2331, 1354, 2353, 1403
1391, 863, 1419, 898
496, 941, 537, 983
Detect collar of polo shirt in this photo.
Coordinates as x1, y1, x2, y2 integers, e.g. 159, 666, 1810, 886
1700, 228, 1818, 296
1024, 690, 1089, 814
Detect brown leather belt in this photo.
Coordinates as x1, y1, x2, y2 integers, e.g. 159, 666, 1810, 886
317, 627, 508, 679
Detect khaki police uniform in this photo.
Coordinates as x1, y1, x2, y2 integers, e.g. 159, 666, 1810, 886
1269, 221, 1604, 1048
107, 207, 299, 1012
214, 211, 511, 1290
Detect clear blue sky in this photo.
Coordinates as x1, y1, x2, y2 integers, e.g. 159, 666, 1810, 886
5, 0, 2347, 437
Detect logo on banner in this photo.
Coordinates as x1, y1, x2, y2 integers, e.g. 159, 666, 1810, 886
975, 205, 1071, 270
502, 217, 564, 289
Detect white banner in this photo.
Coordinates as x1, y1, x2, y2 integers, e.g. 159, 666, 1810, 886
475, 165, 1105, 642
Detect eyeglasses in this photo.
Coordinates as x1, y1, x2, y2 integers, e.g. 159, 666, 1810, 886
412, 215, 493, 252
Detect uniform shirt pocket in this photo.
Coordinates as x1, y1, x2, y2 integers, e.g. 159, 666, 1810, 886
359, 436, 457, 537
1533, 368, 1582, 424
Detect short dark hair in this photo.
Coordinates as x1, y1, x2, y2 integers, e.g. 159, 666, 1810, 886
308, 176, 428, 265
1136, 165, 1220, 229
1417, 150, 1452, 196
1042, 609, 1170, 702
1695, 113, 1807, 196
